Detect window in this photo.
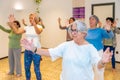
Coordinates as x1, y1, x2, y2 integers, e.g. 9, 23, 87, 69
73, 7, 85, 19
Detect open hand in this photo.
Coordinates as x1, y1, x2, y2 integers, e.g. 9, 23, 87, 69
21, 38, 34, 51
8, 14, 15, 22
101, 47, 113, 64
104, 23, 111, 31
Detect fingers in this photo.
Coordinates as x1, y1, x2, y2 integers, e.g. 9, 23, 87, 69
21, 38, 28, 46
108, 50, 113, 61
58, 17, 60, 20
58, 17, 61, 23
104, 47, 110, 54
22, 19, 25, 23
104, 23, 111, 30
102, 47, 113, 63
21, 38, 30, 50
110, 50, 113, 56
8, 14, 15, 22
21, 38, 27, 44
21, 38, 33, 46
9, 14, 14, 18
20, 40, 26, 47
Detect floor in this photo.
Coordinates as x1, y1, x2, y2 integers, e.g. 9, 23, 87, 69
0, 53, 120, 80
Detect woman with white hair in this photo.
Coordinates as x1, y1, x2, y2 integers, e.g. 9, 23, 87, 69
85, 15, 114, 80
21, 20, 112, 80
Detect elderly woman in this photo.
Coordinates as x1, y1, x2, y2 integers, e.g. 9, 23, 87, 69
21, 20, 112, 80
0, 20, 22, 77
85, 15, 114, 80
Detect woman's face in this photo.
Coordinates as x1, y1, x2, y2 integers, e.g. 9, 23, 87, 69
29, 14, 35, 25
70, 23, 78, 38
89, 17, 97, 28
69, 19, 75, 24
106, 20, 113, 26
69, 23, 82, 40
13, 21, 20, 28
14, 23, 18, 28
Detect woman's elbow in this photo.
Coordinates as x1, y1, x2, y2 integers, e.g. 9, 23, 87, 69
14, 31, 23, 34
14, 32, 21, 34
37, 30, 43, 34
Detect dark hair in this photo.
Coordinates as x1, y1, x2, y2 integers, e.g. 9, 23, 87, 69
39, 17, 41, 21
106, 17, 114, 23
14, 20, 21, 28
69, 17, 75, 21
69, 17, 75, 24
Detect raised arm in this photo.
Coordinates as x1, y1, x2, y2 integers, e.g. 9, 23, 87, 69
8, 15, 25, 34
22, 19, 27, 26
9, 24, 25, 34
38, 17, 45, 29
31, 15, 43, 34
0, 25, 11, 33
112, 21, 120, 34
58, 17, 67, 29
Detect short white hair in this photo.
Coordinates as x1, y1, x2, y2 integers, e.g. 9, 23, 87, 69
68, 20, 87, 33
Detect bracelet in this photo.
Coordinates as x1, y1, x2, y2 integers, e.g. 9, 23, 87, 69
33, 47, 37, 53
107, 30, 111, 33
100, 60, 105, 67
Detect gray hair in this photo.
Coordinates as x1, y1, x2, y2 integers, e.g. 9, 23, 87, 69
74, 20, 87, 33
89, 15, 99, 24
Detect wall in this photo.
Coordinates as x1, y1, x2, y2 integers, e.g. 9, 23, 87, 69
72, 0, 85, 7
39, 0, 72, 48
85, 0, 120, 62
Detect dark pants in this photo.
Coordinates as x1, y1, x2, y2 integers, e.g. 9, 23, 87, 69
103, 46, 115, 69
24, 50, 41, 80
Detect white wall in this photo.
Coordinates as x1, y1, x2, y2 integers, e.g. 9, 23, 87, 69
39, 0, 72, 48
0, 0, 37, 58
72, 0, 85, 7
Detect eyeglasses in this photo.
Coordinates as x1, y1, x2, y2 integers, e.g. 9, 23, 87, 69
68, 29, 81, 33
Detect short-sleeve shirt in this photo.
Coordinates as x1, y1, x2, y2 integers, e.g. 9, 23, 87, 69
48, 41, 101, 80
24, 25, 43, 48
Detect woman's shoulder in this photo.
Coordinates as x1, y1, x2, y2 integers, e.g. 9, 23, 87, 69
87, 44, 96, 49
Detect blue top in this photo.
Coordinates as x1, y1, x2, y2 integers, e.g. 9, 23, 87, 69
85, 28, 114, 51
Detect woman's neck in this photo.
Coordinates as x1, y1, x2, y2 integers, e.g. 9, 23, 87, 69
74, 39, 88, 45
90, 25, 97, 29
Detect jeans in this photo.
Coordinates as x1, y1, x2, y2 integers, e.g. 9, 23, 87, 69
24, 50, 41, 80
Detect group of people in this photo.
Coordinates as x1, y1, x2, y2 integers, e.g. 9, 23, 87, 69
57, 15, 119, 80
0, 13, 44, 80
0, 14, 119, 80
